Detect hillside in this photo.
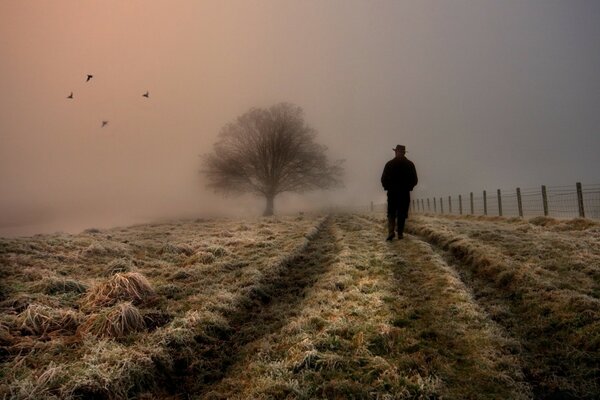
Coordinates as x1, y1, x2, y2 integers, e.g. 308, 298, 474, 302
0, 213, 598, 399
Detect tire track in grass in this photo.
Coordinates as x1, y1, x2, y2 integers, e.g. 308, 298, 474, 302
404, 215, 600, 399
184, 214, 447, 399
354, 214, 532, 399
167, 216, 340, 398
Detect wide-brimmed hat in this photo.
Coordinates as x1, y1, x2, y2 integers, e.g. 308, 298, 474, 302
393, 144, 406, 152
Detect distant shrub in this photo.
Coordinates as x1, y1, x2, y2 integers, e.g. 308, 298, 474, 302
83, 228, 102, 234
78, 302, 146, 338
81, 272, 155, 310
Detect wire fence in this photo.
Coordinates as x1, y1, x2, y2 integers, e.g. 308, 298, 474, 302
366, 182, 600, 220
411, 182, 599, 219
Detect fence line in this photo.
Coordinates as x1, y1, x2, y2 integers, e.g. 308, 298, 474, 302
368, 182, 600, 220
411, 182, 599, 219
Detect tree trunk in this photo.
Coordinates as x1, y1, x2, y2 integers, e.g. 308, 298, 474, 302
264, 194, 275, 216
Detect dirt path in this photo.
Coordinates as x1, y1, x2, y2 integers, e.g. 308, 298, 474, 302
186, 214, 530, 399
163, 217, 340, 398
355, 215, 531, 399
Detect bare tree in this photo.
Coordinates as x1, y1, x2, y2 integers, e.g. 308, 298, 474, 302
202, 102, 344, 215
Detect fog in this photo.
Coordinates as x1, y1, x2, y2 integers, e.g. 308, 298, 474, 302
1, 1, 599, 236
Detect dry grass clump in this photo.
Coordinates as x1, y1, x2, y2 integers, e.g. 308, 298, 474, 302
529, 216, 560, 227
199, 250, 216, 263
34, 276, 87, 295
206, 245, 229, 257
105, 258, 133, 275
68, 339, 158, 399
170, 268, 193, 281
78, 302, 146, 338
155, 284, 190, 300
17, 304, 81, 335
5, 362, 66, 400
80, 241, 131, 258
81, 272, 155, 310
20, 266, 53, 282
160, 242, 194, 256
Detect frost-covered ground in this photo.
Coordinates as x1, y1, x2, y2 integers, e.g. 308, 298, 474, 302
0, 213, 598, 399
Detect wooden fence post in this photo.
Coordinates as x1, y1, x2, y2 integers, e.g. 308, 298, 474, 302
434, 197, 437, 213
412, 199, 415, 212
370, 201, 374, 212
577, 182, 585, 218
483, 190, 487, 215
459, 194, 463, 215
517, 188, 523, 218
470, 192, 474, 215
427, 198, 431, 211
497, 189, 503, 216
542, 185, 548, 216
440, 197, 444, 214
421, 199, 425, 213
448, 196, 452, 214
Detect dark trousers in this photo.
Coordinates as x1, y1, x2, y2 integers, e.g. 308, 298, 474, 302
387, 190, 410, 235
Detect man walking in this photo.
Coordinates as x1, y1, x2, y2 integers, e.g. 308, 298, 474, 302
381, 145, 418, 240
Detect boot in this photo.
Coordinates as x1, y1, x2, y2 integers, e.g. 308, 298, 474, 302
397, 217, 406, 239
387, 219, 395, 241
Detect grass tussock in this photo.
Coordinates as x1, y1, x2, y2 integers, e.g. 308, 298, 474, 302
68, 339, 158, 399
80, 241, 131, 258
34, 276, 87, 295
17, 304, 80, 335
105, 258, 133, 275
6, 362, 66, 400
80, 272, 155, 310
78, 302, 146, 338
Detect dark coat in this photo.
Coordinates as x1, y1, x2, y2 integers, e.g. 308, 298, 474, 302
381, 156, 418, 192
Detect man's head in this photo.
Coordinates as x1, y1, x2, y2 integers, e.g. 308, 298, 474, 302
393, 144, 406, 157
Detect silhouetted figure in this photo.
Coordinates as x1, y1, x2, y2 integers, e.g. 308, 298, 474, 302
101, 120, 108, 128
86, 74, 93, 82
381, 145, 418, 240
67, 92, 73, 99
142, 91, 149, 98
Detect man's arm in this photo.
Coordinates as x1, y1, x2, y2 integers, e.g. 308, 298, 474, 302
381, 162, 390, 190
410, 161, 418, 190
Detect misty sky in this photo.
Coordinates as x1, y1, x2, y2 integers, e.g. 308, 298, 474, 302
1, 0, 599, 236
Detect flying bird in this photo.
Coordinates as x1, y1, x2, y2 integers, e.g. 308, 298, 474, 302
86, 74, 93, 82
101, 120, 108, 128
143, 91, 149, 98
67, 92, 73, 99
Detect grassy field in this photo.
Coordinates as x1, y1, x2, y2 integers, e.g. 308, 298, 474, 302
0, 213, 598, 399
